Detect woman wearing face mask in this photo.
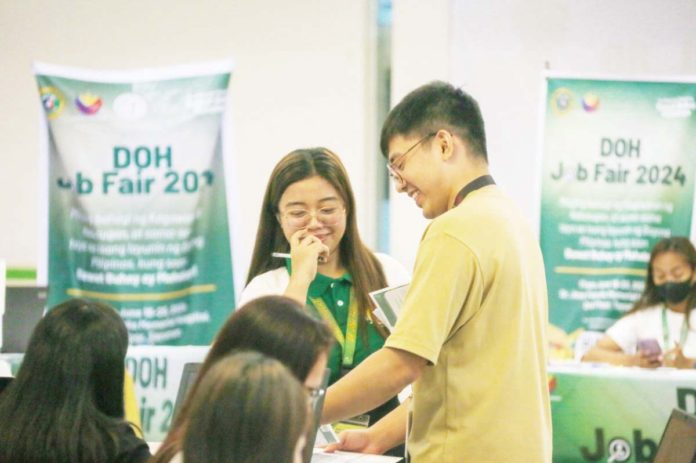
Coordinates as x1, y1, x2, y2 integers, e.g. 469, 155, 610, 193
583, 237, 696, 369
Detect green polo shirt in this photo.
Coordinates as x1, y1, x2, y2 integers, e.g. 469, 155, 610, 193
287, 261, 386, 385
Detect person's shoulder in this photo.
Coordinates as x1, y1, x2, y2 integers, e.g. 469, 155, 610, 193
113, 423, 151, 463
373, 252, 410, 285
238, 267, 289, 306
621, 305, 662, 323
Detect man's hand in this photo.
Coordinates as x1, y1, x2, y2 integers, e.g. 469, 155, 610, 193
324, 429, 384, 455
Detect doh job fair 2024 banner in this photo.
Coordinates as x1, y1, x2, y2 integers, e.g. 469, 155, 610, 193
540, 76, 696, 333
35, 61, 236, 345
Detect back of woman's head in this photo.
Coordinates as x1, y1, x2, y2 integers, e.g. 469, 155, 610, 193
206, 295, 333, 382
0, 298, 129, 463
183, 352, 308, 463
152, 296, 332, 463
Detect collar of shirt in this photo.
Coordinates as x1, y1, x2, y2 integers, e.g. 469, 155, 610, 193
284, 259, 352, 298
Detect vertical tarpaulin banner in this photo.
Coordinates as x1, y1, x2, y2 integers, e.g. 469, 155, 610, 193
35, 61, 236, 345
540, 76, 696, 334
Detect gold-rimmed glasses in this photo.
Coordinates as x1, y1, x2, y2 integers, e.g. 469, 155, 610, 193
279, 205, 345, 229
386, 132, 436, 184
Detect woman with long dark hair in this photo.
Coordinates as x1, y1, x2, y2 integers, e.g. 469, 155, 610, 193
240, 148, 409, 441
151, 295, 334, 463
0, 298, 150, 463
583, 237, 696, 368
175, 352, 309, 463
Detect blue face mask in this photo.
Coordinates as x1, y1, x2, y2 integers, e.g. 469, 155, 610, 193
655, 280, 693, 304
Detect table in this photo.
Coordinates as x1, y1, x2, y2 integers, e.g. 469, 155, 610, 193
549, 362, 696, 462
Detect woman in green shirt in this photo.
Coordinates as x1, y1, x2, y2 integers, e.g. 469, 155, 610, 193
240, 147, 409, 448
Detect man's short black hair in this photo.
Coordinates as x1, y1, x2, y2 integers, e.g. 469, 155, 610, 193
380, 81, 488, 162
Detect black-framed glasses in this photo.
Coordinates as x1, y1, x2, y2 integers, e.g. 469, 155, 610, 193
386, 132, 436, 184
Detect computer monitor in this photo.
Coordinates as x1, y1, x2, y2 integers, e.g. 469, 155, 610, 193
1, 286, 48, 353
654, 408, 696, 463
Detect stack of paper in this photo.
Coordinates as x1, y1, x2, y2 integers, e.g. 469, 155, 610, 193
368, 284, 409, 331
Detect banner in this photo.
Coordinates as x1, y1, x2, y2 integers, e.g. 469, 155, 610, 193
36, 61, 236, 345
126, 346, 208, 441
549, 364, 696, 462
540, 76, 696, 333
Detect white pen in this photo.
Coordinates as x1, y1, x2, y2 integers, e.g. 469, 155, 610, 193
272, 251, 327, 263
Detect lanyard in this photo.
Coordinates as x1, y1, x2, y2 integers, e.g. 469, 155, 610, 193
453, 175, 495, 207
309, 293, 359, 367
662, 306, 689, 348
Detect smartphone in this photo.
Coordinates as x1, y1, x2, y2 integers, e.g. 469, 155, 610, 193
636, 338, 662, 356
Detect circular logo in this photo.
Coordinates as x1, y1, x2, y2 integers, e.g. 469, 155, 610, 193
39, 86, 65, 119
607, 438, 631, 462
551, 87, 575, 115
582, 92, 600, 112
113, 92, 148, 120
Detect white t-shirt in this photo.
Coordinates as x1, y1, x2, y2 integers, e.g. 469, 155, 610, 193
606, 305, 696, 357
238, 252, 410, 306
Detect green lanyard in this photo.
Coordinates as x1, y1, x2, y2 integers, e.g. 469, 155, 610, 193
309, 293, 359, 367
662, 306, 689, 349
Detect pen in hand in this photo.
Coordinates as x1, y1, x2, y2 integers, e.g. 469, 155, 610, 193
272, 252, 327, 263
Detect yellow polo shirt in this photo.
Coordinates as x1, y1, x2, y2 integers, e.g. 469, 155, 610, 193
385, 186, 551, 463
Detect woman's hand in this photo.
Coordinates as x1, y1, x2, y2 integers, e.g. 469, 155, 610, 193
631, 349, 662, 369
289, 229, 329, 284
663, 343, 695, 369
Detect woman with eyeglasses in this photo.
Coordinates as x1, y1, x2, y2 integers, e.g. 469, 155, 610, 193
240, 148, 410, 453
151, 295, 333, 463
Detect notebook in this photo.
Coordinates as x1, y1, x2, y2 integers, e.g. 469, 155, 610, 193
1, 286, 48, 353
654, 408, 696, 463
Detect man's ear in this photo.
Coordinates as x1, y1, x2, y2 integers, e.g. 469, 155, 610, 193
436, 129, 456, 161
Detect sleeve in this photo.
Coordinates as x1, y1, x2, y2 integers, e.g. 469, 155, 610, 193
385, 232, 482, 365
374, 252, 411, 287
605, 313, 640, 355
237, 269, 288, 306
114, 424, 152, 463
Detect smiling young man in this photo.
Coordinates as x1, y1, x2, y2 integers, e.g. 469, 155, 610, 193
322, 82, 552, 462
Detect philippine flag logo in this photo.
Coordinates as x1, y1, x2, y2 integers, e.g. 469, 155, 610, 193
75, 93, 103, 115
582, 93, 600, 112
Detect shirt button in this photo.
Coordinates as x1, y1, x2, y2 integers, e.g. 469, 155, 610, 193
330, 283, 335, 288
337, 300, 344, 307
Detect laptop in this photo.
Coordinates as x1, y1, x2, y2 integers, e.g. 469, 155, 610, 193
1, 286, 48, 353
654, 408, 696, 463
303, 368, 331, 463
172, 362, 202, 421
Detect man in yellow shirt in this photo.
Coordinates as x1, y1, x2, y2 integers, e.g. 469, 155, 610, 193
323, 81, 551, 462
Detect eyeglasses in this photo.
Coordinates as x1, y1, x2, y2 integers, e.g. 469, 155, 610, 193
306, 385, 325, 405
279, 205, 345, 229
386, 132, 436, 184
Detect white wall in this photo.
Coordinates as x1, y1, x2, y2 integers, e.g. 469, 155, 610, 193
0, 0, 379, 290
389, 0, 696, 269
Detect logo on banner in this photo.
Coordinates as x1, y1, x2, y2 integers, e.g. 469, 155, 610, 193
75, 92, 103, 115
582, 93, 600, 112
551, 87, 575, 114
40, 86, 65, 119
